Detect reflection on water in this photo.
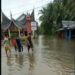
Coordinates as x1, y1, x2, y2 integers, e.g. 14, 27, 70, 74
7, 56, 12, 66
15, 53, 24, 69
28, 53, 35, 75
2, 35, 75, 75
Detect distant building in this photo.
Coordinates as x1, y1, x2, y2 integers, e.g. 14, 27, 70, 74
16, 9, 38, 35
57, 21, 75, 39
1, 12, 23, 38
1, 10, 38, 38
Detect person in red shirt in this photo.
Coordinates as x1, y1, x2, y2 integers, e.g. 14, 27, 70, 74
11, 37, 18, 52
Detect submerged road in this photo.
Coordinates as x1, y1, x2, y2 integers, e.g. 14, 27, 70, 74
2, 36, 75, 75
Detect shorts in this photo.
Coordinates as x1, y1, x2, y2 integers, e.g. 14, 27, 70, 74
5, 46, 11, 52
27, 44, 33, 49
30, 43, 33, 48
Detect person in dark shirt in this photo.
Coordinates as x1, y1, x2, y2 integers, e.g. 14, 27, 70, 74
27, 33, 33, 53
16, 37, 23, 52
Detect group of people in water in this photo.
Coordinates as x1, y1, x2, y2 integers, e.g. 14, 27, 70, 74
2, 31, 33, 57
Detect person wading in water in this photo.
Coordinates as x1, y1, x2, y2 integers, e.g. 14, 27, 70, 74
26, 33, 33, 53
11, 37, 18, 52
3, 34, 11, 57
16, 36, 23, 53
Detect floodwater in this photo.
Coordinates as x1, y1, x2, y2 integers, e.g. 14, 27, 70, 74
2, 35, 75, 75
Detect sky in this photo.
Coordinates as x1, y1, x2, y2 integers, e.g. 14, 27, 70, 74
2, 0, 53, 25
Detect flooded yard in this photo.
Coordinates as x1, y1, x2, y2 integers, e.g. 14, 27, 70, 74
1, 35, 75, 75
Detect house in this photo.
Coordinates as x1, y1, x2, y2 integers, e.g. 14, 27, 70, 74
17, 10, 39, 36
57, 21, 75, 39
16, 13, 32, 34
1, 10, 38, 38
31, 9, 39, 38
1, 12, 23, 38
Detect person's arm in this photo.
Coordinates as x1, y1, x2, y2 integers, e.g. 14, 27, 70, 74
2, 39, 5, 46
10, 40, 13, 47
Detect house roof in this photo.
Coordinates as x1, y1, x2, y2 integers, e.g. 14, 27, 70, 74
17, 10, 35, 22
16, 10, 35, 28
11, 19, 22, 29
1, 12, 23, 31
57, 21, 75, 31
17, 14, 26, 21
62, 21, 75, 29
1, 12, 11, 30
1, 10, 37, 31
16, 14, 26, 29
30, 9, 35, 22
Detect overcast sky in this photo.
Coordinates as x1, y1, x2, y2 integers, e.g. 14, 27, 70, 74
2, 0, 53, 25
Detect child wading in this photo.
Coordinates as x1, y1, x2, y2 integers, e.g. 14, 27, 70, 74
11, 37, 17, 52
16, 37, 23, 52
3, 35, 11, 57
27, 33, 33, 53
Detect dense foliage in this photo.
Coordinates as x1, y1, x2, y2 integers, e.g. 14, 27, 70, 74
39, 0, 75, 35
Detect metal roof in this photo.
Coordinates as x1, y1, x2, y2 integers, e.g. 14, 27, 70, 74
16, 14, 26, 29
1, 12, 11, 30
62, 21, 75, 28
1, 12, 23, 31
57, 21, 75, 31
31, 9, 35, 21
1, 10, 37, 31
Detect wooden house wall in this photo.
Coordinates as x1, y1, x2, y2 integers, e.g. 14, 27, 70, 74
9, 22, 20, 32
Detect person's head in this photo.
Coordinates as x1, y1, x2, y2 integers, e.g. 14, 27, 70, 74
4, 34, 9, 38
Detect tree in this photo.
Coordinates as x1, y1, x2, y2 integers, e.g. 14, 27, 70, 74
39, 0, 75, 35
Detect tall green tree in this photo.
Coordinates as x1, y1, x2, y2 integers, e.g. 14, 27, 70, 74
39, 0, 75, 35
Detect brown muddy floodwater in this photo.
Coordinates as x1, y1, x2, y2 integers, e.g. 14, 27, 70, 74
1, 35, 75, 75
